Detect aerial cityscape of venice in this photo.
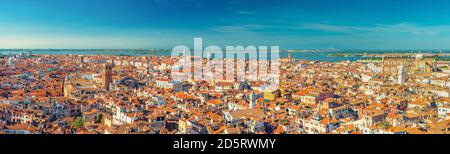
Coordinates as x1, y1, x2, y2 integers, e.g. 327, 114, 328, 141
1, 0, 450, 135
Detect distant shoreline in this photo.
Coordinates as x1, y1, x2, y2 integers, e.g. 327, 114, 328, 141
2, 49, 450, 62
0, 49, 172, 52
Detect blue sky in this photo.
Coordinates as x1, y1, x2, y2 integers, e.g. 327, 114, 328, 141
1, 0, 450, 49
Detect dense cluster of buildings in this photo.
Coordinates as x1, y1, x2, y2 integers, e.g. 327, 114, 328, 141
0, 52, 449, 134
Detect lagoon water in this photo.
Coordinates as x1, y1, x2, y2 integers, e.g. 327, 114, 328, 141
1, 50, 448, 62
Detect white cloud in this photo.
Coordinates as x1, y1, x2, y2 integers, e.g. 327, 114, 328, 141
298, 22, 449, 36
212, 24, 267, 33
299, 23, 363, 33
236, 11, 257, 15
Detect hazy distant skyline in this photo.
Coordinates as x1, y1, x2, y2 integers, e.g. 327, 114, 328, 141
1, 0, 450, 49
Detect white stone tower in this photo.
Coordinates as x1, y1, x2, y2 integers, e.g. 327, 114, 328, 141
398, 65, 405, 85
249, 92, 257, 109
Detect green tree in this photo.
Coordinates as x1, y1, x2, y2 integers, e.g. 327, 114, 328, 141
71, 117, 84, 128
95, 114, 103, 123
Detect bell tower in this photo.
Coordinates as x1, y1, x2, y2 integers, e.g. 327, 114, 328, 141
103, 64, 113, 91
